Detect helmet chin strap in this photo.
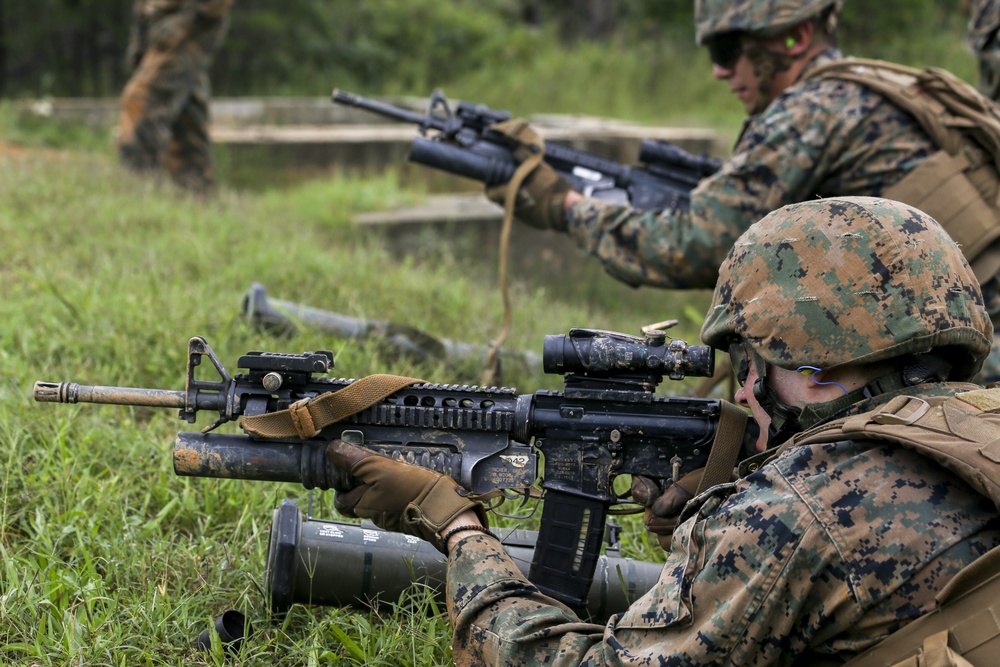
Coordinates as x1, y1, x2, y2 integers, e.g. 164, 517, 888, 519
751, 373, 802, 448
748, 349, 803, 447
748, 351, 949, 448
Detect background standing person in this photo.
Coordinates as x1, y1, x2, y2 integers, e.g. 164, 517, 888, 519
324, 197, 1000, 666
486, 0, 1000, 383
117, 0, 234, 194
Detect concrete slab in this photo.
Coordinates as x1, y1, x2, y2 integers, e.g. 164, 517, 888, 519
17, 96, 427, 128
348, 192, 668, 315
354, 193, 503, 226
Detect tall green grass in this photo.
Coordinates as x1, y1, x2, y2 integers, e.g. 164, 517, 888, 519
0, 132, 709, 664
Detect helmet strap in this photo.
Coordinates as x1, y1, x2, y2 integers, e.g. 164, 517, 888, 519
749, 349, 805, 447
748, 349, 939, 446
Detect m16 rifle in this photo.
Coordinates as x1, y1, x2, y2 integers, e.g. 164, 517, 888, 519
332, 89, 721, 210
34, 327, 752, 608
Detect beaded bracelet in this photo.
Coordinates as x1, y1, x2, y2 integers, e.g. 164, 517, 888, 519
442, 524, 498, 553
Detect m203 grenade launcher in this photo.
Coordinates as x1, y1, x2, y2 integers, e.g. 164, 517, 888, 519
332, 89, 721, 210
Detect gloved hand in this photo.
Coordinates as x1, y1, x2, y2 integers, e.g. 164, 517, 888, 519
326, 439, 488, 553
485, 119, 572, 231
630, 469, 704, 550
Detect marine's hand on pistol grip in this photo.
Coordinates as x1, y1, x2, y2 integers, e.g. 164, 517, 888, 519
630, 469, 703, 550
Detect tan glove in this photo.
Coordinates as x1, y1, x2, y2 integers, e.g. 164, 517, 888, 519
327, 439, 488, 553
484, 119, 572, 231
630, 469, 704, 550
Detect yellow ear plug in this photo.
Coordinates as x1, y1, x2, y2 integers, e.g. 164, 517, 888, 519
796, 366, 850, 395
786, 36, 796, 49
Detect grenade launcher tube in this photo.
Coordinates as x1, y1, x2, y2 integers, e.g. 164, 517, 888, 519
174, 433, 338, 490
408, 137, 517, 187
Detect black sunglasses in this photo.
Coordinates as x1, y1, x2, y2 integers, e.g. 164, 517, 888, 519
705, 32, 746, 69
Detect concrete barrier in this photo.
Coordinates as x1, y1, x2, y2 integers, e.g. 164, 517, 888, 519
18, 97, 725, 174
16, 96, 427, 128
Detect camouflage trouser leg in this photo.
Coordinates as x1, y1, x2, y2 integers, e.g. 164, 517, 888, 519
117, 44, 215, 193
163, 90, 215, 193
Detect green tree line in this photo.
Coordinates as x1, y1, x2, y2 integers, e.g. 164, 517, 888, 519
0, 0, 972, 99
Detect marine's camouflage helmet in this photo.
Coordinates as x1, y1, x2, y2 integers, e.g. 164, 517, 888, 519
701, 197, 993, 380
695, 0, 843, 44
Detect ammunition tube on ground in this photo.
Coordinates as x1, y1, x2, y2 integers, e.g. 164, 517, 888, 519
241, 282, 540, 372
266, 500, 664, 623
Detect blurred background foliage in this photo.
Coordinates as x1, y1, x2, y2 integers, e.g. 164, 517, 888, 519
1, 0, 976, 110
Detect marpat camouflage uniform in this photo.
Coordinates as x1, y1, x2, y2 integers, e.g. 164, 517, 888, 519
446, 198, 1000, 666
448, 421, 1000, 666
117, 0, 234, 193
966, 0, 1000, 102
564, 47, 1000, 382
565, 48, 931, 291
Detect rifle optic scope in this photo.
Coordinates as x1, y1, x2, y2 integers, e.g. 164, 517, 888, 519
542, 328, 714, 379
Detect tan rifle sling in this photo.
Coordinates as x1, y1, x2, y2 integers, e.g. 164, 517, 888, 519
784, 388, 1000, 666
810, 59, 1000, 284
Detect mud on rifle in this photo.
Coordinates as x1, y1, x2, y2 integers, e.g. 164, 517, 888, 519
33, 327, 753, 608
333, 89, 721, 210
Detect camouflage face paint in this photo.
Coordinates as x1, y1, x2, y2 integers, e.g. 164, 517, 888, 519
742, 38, 796, 114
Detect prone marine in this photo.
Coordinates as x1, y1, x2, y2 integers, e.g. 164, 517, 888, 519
325, 197, 1000, 666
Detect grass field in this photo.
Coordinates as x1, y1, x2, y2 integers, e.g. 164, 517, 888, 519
0, 123, 715, 664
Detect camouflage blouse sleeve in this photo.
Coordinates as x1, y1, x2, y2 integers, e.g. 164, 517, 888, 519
563, 76, 931, 290
446, 440, 1000, 666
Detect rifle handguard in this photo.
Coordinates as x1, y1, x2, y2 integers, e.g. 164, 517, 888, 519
242, 374, 425, 439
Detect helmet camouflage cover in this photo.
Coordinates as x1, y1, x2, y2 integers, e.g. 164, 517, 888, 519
695, 0, 843, 44
701, 197, 992, 381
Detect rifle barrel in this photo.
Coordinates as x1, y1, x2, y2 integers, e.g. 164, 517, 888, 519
33, 381, 188, 408
332, 89, 434, 127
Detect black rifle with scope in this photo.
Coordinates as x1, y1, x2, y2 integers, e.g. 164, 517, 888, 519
34, 328, 752, 608
332, 89, 721, 210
